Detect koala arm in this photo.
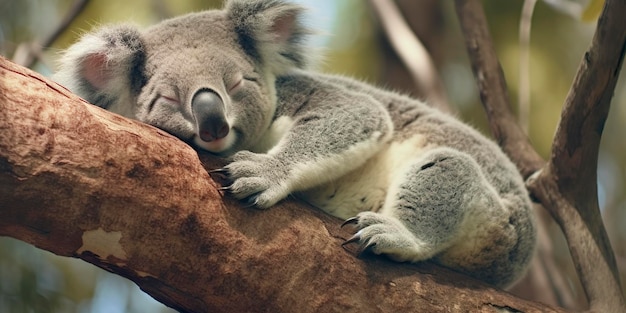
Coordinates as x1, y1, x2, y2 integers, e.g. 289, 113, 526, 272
225, 73, 394, 208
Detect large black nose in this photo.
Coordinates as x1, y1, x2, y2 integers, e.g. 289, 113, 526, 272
191, 89, 229, 142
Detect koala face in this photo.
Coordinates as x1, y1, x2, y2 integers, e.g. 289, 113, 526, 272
135, 12, 277, 155
54, 0, 309, 156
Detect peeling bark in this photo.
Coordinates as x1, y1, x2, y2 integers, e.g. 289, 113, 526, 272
0, 57, 567, 312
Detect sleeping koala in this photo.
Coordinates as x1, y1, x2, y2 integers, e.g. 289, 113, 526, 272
54, 0, 536, 288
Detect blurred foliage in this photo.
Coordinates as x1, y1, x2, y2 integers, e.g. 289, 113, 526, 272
319, 0, 382, 82
0, 0, 624, 312
582, 0, 605, 21
52, 0, 223, 50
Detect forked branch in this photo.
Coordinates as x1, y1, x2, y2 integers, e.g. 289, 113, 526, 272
454, 0, 626, 311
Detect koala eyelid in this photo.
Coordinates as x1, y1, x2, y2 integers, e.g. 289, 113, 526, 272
227, 78, 243, 94
160, 95, 180, 105
243, 75, 258, 82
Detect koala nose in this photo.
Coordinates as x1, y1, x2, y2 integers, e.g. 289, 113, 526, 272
191, 89, 230, 142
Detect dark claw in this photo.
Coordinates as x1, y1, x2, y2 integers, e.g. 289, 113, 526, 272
209, 168, 232, 186
241, 201, 257, 209
341, 217, 359, 228
342, 233, 361, 246
241, 195, 259, 208
209, 168, 228, 174
357, 241, 376, 257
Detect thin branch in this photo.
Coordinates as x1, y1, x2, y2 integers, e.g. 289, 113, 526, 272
369, 0, 452, 113
535, 210, 579, 309
518, 0, 537, 134
451, 8, 571, 309
12, 0, 90, 68
453, 0, 544, 179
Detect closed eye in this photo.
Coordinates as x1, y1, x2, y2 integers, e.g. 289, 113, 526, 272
228, 79, 243, 93
160, 95, 180, 105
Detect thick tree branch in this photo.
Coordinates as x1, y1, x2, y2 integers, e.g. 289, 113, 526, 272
454, 0, 544, 179
455, 0, 626, 312
0, 57, 566, 312
529, 0, 626, 310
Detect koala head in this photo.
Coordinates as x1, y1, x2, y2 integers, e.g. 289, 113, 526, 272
54, 0, 310, 156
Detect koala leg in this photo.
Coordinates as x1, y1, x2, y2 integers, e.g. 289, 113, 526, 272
343, 147, 505, 263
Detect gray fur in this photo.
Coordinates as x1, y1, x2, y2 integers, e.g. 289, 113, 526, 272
54, 0, 536, 288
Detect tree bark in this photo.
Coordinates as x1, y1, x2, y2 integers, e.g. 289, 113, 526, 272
0, 57, 567, 312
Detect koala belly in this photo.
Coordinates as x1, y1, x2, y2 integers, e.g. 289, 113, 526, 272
296, 135, 429, 219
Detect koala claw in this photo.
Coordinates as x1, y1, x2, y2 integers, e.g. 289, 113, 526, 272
209, 168, 228, 174
342, 231, 378, 257
341, 217, 359, 228
342, 232, 361, 246
358, 241, 377, 257
242, 194, 260, 208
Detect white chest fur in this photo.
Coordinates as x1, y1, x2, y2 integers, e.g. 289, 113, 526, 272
297, 135, 429, 219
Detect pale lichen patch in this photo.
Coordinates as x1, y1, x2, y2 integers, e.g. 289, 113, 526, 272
77, 227, 128, 260
135, 270, 156, 278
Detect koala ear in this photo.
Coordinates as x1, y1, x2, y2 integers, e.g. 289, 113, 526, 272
226, 0, 310, 74
54, 25, 146, 110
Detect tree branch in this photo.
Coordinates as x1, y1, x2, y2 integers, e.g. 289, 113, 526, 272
529, 0, 626, 310
454, 0, 626, 311
518, 0, 538, 134
0, 57, 568, 312
369, 0, 451, 113
12, 0, 90, 68
453, 0, 544, 179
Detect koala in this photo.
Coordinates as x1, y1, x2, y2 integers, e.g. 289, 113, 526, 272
54, 0, 536, 288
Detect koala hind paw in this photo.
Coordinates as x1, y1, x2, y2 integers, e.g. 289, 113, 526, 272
341, 212, 429, 263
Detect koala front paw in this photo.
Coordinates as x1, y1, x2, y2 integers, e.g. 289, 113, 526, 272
342, 212, 429, 263
223, 151, 291, 208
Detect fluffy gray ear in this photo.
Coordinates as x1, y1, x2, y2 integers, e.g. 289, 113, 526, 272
54, 25, 146, 113
226, 0, 310, 74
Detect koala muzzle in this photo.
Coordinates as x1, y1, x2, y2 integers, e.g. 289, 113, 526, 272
192, 89, 230, 142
